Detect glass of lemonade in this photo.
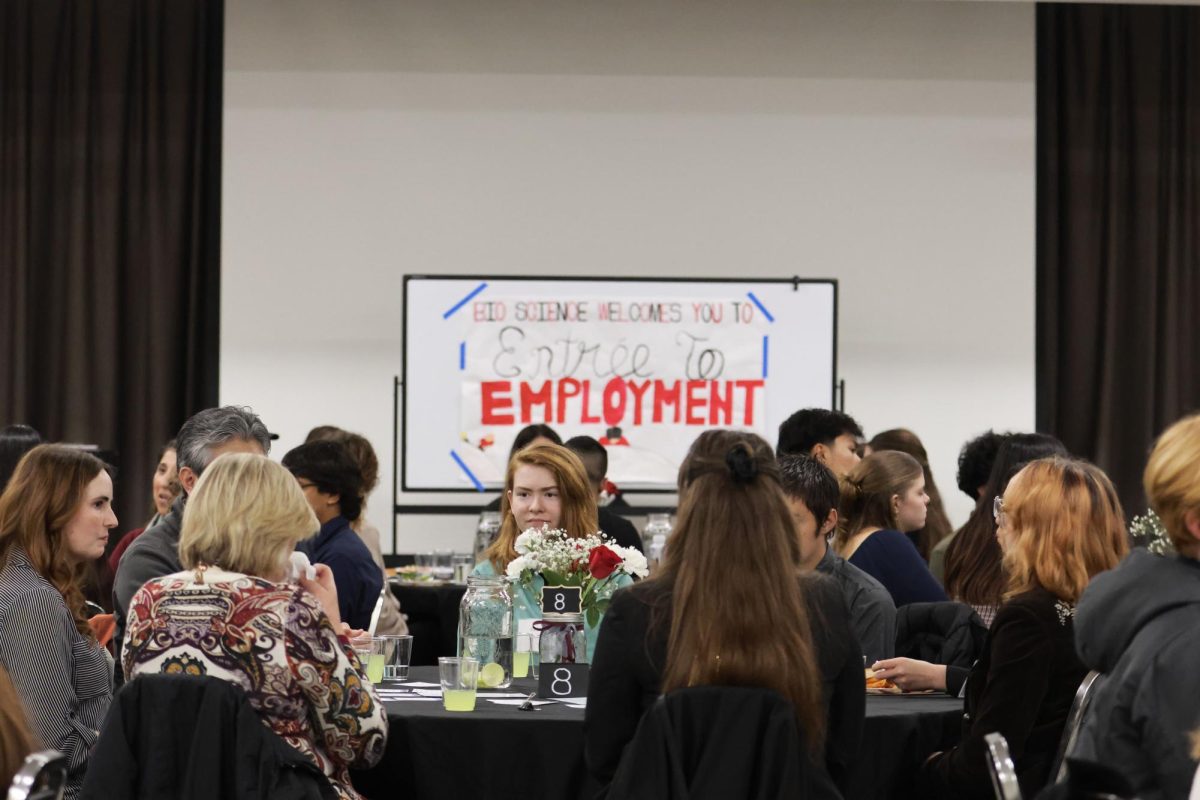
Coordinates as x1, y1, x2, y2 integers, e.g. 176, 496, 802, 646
513, 633, 537, 679
439, 657, 479, 712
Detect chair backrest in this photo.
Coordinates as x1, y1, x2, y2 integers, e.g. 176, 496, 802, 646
1052, 670, 1103, 784
7, 750, 67, 800
367, 587, 386, 636
985, 732, 1023, 800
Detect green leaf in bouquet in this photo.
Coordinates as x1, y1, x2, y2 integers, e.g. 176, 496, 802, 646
586, 606, 600, 628
542, 568, 568, 587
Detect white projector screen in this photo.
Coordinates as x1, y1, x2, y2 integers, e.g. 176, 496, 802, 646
401, 275, 837, 492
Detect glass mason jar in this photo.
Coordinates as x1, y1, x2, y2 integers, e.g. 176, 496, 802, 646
473, 511, 502, 566
642, 513, 673, 554
537, 613, 588, 666
457, 576, 514, 688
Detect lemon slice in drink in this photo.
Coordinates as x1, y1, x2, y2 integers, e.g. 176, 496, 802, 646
479, 662, 506, 688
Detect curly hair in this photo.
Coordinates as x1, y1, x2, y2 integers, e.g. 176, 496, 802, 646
777, 408, 862, 456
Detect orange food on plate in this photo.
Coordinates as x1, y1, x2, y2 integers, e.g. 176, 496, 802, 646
864, 667, 900, 693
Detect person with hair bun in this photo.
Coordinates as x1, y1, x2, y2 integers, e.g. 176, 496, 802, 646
585, 431, 862, 797
1072, 413, 1200, 800
474, 443, 623, 660
913, 457, 1127, 799
0, 445, 116, 799
123, 453, 387, 800
281, 440, 383, 631
836, 451, 947, 607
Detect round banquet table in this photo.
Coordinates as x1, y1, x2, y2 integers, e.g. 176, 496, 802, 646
351, 667, 963, 800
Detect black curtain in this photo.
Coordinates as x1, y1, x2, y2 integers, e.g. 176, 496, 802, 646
0, 2, 222, 545
1037, 3, 1200, 516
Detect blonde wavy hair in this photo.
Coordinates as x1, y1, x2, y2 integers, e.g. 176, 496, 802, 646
1001, 457, 1127, 602
180, 453, 319, 578
1143, 413, 1200, 557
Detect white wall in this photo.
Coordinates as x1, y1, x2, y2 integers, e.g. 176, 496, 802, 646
221, 0, 1035, 553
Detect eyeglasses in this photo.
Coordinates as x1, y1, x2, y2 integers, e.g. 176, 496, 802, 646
993, 496, 1008, 528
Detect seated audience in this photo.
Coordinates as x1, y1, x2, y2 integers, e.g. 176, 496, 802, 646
106, 440, 179, 576
0, 424, 41, 493
474, 443, 625, 659
585, 431, 862, 797
0, 445, 116, 799
943, 433, 1067, 626
122, 453, 387, 800
930, 430, 1009, 583
901, 457, 1127, 799
564, 435, 644, 553
777, 407, 863, 477
835, 451, 947, 606
780, 453, 896, 663
305, 426, 407, 635
866, 428, 954, 562
113, 406, 270, 673
1073, 413, 1200, 800
0, 664, 37, 790
282, 440, 383, 631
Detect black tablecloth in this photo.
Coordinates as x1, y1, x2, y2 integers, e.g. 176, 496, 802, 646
389, 581, 466, 666
352, 667, 963, 800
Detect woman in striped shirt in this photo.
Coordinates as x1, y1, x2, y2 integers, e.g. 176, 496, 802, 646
0, 445, 117, 799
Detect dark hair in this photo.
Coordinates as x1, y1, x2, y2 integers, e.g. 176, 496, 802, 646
944, 433, 1068, 606
956, 430, 1009, 501
778, 454, 840, 532
657, 430, 824, 752
777, 408, 862, 456
305, 427, 380, 496
0, 424, 42, 494
176, 406, 271, 477
510, 424, 561, 459
866, 428, 954, 561
564, 435, 607, 488
281, 440, 364, 523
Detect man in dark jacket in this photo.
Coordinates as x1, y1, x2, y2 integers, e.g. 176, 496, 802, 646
1073, 414, 1200, 800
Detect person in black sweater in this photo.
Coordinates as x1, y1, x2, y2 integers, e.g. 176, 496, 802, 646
564, 435, 643, 553
585, 430, 862, 798
911, 458, 1128, 799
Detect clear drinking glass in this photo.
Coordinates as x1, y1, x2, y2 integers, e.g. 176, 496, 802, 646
642, 513, 673, 553
439, 657, 479, 712
372, 635, 414, 681
451, 553, 474, 584
513, 633, 537, 679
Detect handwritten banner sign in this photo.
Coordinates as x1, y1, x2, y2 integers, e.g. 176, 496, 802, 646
456, 296, 769, 484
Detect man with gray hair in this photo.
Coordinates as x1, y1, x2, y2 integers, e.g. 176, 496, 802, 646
113, 406, 271, 678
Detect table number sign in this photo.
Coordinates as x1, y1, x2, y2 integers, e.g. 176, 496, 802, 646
541, 585, 582, 616
538, 662, 589, 699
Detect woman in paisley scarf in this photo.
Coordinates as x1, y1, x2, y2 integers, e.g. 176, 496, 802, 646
122, 453, 387, 800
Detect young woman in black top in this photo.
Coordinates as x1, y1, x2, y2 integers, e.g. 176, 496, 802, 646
584, 430, 863, 797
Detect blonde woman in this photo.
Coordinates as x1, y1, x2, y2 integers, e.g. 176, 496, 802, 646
918, 458, 1127, 799
122, 453, 387, 800
1073, 413, 1200, 800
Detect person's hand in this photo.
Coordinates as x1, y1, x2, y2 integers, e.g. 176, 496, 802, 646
340, 623, 371, 648
299, 563, 343, 631
870, 657, 947, 692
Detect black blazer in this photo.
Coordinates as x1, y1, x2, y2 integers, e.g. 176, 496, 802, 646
584, 574, 864, 795
923, 587, 1086, 799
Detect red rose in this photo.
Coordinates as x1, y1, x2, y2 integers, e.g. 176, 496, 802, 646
587, 545, 623, 580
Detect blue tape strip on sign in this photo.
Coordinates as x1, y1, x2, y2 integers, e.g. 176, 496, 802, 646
762, 336, 769, 378
746, 291, 775, 323
442, 282, 489, 320
450, 450, 485, 492
459, 342, 466, 371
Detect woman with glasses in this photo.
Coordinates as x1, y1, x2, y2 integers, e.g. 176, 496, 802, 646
875, 457, 1127, 799
943, 434, 1068, 626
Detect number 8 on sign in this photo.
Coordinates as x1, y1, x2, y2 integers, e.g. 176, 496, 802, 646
554, 593, 566, 611
551, 668, 572, 696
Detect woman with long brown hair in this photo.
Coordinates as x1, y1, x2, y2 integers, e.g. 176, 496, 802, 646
866, 428, 954, 561
836, 450, 947, 606
916, 457, 1127, 799
0, 445, 117, 799
585, 430, 863, 796
472, 443, 616, 658
943, 433, 1067, 626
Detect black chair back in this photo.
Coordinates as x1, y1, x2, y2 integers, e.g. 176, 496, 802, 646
1051, 671, 1103, 785
7, 750, 67, 800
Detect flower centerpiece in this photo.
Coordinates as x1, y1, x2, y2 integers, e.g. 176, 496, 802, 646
1129, 510, 1174, 556
505, 527, 649, 626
